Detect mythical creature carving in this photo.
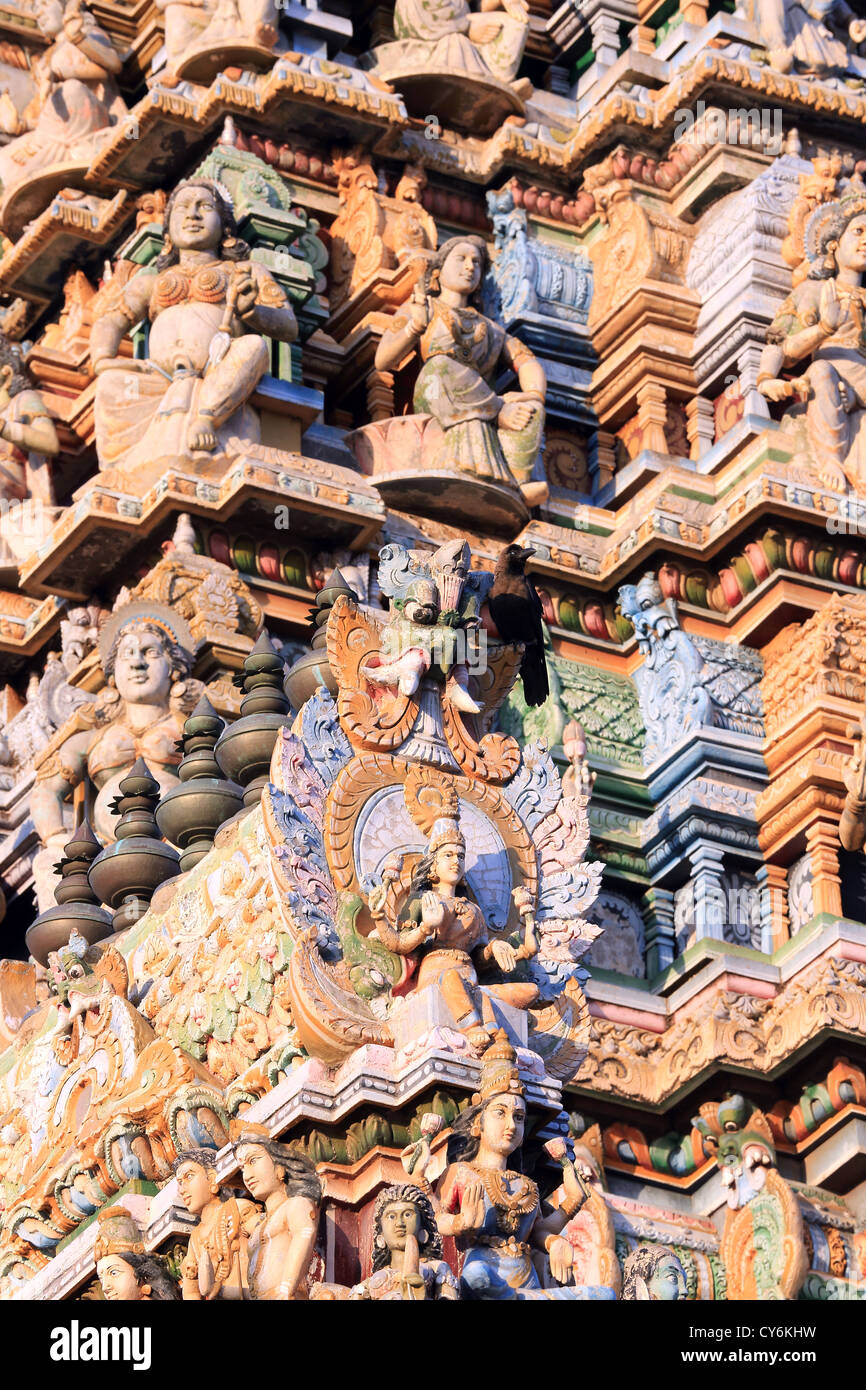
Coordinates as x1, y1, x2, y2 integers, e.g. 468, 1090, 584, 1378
328, 150, 436, 311
694, 1094, 808, 1301
486, 187, 593, 327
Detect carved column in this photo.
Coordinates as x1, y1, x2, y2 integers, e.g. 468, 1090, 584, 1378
631, 23, 656, 54
738, 344, 770, 419
688, 843, 726, 941
680, 0, 708, 24
589, 10, 622, 67
636, 381, 669, 455
756, 861, 789, 954
805, 820, 843, 918
642, 885, 676, 975
365, 369, 395, 423
590, 427, 617, 493
685, 395, 715, 461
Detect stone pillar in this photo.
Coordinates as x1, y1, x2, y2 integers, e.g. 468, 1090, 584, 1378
688, 843, 726, 941
685, 394, 715, 461
365, 369, 395, 423
589, 10, 622, 67
630, 22, 656, 54
738, 343, 770, 418
805, 820, 843, 918
642, 885, 676, 975
636, 381, 669, 454
756, 861, 789, 954
590, 427, 617, 493
680, 0, 708, 24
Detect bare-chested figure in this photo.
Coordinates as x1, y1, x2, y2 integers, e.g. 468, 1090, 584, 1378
233, 1128, 322, 1301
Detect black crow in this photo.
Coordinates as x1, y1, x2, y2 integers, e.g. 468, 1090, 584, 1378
488, 544, 549, 707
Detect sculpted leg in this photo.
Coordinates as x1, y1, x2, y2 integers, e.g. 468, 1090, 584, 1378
806, 359, 855, 488
189, 334, 270, 452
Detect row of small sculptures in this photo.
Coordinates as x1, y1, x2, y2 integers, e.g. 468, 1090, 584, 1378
92, 1037, 686, 1303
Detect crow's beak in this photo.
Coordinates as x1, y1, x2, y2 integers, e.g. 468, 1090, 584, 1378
519, 546, 536, 562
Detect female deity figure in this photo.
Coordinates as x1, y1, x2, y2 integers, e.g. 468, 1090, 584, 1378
90, 179, 297, 482
401, 1032, 615, 1300
369, 813, 538, 1052
31, 602, 199, 862
96, 1252, 181, 1301
377, 0, 530, 88
758, 194, 866, 491
0, 342, 59, 506
374, 235, 547, 505
739, 0, 866, 78
0, 0, 126, 195
232, 1125, 322, 1300
173, 1149, 259, 1300
348, 1184, 459, 1300
621, 1243, 688, 1301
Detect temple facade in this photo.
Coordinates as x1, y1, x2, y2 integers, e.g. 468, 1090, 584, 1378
0, 0, 863, 1303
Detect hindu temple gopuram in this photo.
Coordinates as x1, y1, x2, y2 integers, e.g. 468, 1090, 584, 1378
0, 0, 865, 1310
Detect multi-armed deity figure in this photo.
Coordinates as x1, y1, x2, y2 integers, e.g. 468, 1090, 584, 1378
90, 179, 297, 486
401, 1032, 614, 1300
374, 236, 547, 506
31, 601, 199, 865
232, 1125, 322, 1300
758, 191, 866, 492
0, 0, 126, 199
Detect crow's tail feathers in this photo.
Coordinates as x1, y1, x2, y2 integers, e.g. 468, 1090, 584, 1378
520, 645, 549, 708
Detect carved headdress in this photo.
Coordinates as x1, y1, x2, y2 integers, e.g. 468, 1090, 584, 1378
93, 1204, 144, 1261
474, 1029, 524, 1104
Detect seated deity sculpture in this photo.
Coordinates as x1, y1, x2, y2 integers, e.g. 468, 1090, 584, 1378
31, 601, 199, 864
347, 1184, 459, 1300
376, 0, 530, 89
90, 179, 297, 486
232, 1125, 322, 1300
740, 0, 866, 78
0, 0, 126, 199
173, 1149, 259, 1300
369, 811, 539, 1052
155, 0, 278, 77
758, 193, 866, 492
373, 235, 548, 507
401, 1033, 615, 1300
154, 0, 217, 73
621, 1243, 688, 1301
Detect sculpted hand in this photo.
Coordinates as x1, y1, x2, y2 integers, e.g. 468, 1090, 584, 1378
820, 278, 843, 335
400, 1137, 431, 1178
562, 1160, 591, 1213
490, 938, 518, 973
234, 270, 258, 319
406, 295, 430, 336
499, 398, 537, 432
421, 891, 445, 930
547, 1236, 574, 1285
850, 18, 866, 43
457, 1178, 486, 1234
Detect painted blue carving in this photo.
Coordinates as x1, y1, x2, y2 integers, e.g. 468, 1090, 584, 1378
503, 740, 562, 832
485, 187, 594, 326
301, 686, 352, 784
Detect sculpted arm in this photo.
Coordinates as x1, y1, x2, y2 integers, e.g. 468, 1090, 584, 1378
502, 333, 546, 400
91, 271, 156, 373
276, 1195, 318, 1299
374, 292, 429, 372
30, 728, 92, 842
239, 266, 298, 343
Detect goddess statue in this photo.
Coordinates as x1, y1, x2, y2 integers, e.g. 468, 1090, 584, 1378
740, 0, 866, 78
376, 0, 530, 88
31, 601, 199, 860
0, 0, 126, 197
401, 1033, 616, 1300
369, 811, 539, 1051
232, 1126, 322, 1300
348, 1184, 459, 1301
173, 1149, 259, 1300
96, 1252, 182, 1301
90, 179, 297, 483
374, 235, 547, 505
758, 193, 866, 491
621, 1243, 688, 1301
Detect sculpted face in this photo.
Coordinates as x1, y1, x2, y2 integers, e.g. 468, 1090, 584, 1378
433, 842, 465, 891
97, 1255, 143, 1302
379, 1200, 422, 1254
113, 626, 173, 706
175, 1160, 214, 1217
439, 241, 483, 297
648, 1255, 687, 1302
238, 1143, 282, 1201
481, 1093, 525, 1159
837, 214, 866, 274
33, 0, 63, 36
169, 185, 223, 254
